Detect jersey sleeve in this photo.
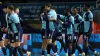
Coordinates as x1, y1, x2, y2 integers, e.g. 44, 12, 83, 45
48, 10, 57, 20
88, 12, 93, 21
70, 16, 74, 24
59, 15, 65, 20
78, 15, 83, 21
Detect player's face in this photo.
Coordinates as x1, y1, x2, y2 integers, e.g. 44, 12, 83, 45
15, 8, 19, 14
45, 6, 50, 11
7, 8, 11, 13
83, 5, 88, 12
72, 8, 78, 15
3, 8, 7, 13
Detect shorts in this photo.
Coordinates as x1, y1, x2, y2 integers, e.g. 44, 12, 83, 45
65, 34, 73, 43
41, 29, 46, 37
0, 31, 3, 41
14, 31, 23, 42
8, 34, 15, 43
57, 32, 62, 37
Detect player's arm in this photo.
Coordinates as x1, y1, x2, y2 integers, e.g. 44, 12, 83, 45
57, 14, 65, 24
70, 16, 75, 32
88, 12, 93, 32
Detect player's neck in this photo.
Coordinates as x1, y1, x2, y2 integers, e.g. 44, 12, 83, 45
75, 13, 78, 16
10, 11, 14, 14
86, 9, 90, 12
67, 13, 71, 16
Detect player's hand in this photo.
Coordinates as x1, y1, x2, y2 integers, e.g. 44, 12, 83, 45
40, 13, 44, 17
4, 28, 8, 33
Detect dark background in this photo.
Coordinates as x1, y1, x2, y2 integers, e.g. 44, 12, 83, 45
1, 0, 96, 3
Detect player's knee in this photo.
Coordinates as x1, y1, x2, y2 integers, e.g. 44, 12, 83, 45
15, 42, 21, 47
4, 39, 9, 45
52, 41, 56, 45
48, 39, 52, 44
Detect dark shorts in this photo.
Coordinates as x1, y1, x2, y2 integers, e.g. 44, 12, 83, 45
0, 31, 3, 41
57, 32, 62, 37
65, 34, 73, 43
41, 29, 46, 37
14, 31, 23, 42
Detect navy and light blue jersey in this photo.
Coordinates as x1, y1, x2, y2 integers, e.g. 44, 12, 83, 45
58, 24, 63, 32
8, 12, 21, 33
59, 14, 74, 34
40, 16, 46, 29
83, 11, 93, 32
65, 15, 74, 34
48, 9, 57, 31
74, 14, 82, 32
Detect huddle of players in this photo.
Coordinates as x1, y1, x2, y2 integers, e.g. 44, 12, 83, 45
0, 5, 31, 56
40, 4, 99, 56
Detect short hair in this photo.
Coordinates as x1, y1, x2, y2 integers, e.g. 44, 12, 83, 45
3, 5, 8, 9
7, 5, 14, 11
73, 7, 78, 10
84, 4, 90, 8
66, 8, 70, 12
40, 5, 45, 14
45, 3, 52, 8
14, 6, 19, 11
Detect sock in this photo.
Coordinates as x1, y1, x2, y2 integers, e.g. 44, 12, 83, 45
6, 44, 11, 56
22, 48, 27, 53
47, 44, 52, 54
16, 46, 23, 56
76, 44, 83, 53
84, 47, 88, 56
52, 45, 57, 53
63, 44, 67, 53
42, 50, 45, 55
6, 44, 11, 49
9, 47, 15, 56
89, 45, 95, 52
2, 47, 6, 55
12, 47, 17, 56
71, 42, 76, 54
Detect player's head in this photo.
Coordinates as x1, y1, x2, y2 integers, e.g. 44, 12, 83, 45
72, 7, 78, 15
3, 5, 8, 13
40, 5, 45, 14
83, 4, 90, 12
65, 8, 70, 16
14, 7, 19, 14
45, 3, 52, 11
7, 5, 14, 13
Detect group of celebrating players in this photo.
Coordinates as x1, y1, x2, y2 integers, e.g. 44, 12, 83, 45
40, 4, 99, 56
0, 3, 99, 56
0, 5, 31, 56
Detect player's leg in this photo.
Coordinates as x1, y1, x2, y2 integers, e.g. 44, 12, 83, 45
4, 34, 13, 56
8, 34, 17, 56
73, 33, 85, 56
47, 31, 56, 56
0, 33, 6, 56
65, 34, 69, 56
83, 33, 89, 56
68, 34, 75, 56
87, 33, 99, 56
41, 29, 48, 56
52, 30, 59, 56
14, 33, 23, 56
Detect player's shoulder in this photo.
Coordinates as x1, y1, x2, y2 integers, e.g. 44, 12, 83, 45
70, 15, 74, 19
77, 14, 82, 18
10, 13, 17, 17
